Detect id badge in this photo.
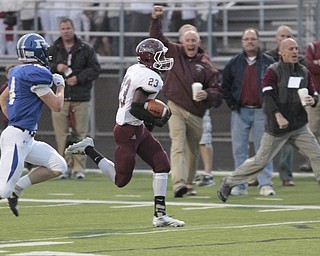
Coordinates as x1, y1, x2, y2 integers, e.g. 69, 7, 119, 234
287, 77, 302, 88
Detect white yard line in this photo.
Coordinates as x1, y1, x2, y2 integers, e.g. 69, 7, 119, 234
1, 171, 317, 255
1, 198, 320, 210
86, 169, 316, 178
8, 251, 104, 256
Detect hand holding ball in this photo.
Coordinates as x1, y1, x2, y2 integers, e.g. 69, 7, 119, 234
144, 99, 170, 118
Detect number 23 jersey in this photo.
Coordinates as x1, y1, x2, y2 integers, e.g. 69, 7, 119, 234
116, 64, 163, 126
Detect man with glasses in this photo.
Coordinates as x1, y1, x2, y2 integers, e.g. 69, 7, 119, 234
222, 28, 275, 197
218, 38, 320, 203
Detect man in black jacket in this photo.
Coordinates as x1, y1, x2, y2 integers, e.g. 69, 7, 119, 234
218, 38, 320, 203
266, 25, 309, 186
49, 18, 101, 180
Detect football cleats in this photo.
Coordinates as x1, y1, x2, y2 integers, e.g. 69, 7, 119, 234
16, 33, 50, 66
135, 38, 173, 71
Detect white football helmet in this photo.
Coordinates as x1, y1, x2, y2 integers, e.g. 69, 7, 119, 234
135, 38, 173, 71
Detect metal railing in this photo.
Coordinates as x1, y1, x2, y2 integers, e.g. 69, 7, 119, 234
1, 1, 319, 65
0, 0, 319, 139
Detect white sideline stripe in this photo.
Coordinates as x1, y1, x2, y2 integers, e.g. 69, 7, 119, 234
115, 194, 141, 198
85, 169, 315, 178
3, 220, 320, 245
255, 197, 283, 201
0, 203, 79, 209
8, 251, 102, 256
0, 242, 71, 249
47, 193, 74, 196
219, 220, 320, 229
0, 203, 81, 211
258, 208, 303, 212
183, 206, 225, 210
111, 205, 149, 209
1, 198, 320, 211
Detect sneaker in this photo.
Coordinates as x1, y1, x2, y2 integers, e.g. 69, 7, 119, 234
65, 137, 94, 155
217, 177, 233, 203
8, 192, 19, 217
299, 163, 312, 172
74, 172, 85, 180
198, 175, 215, 187
230, 185, 248, 196
259, 185, 276, 196
282, 180, 295, 186
248, 179, 258, 186
193, 174, 202, 184
59, 172, 71, 179
174, 186, 188, 198
152, 215, 185, 227
186, 187, 197, 196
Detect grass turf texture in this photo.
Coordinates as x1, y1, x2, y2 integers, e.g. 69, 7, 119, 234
0, 172, 320, 255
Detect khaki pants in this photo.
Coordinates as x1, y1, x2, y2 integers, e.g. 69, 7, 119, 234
227, 125, 320, 185
306, 102, 320, 143
167, 101, 203, 191
52, 101, 90, 175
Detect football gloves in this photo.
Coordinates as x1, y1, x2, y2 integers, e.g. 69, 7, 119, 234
52, 73, 65, 87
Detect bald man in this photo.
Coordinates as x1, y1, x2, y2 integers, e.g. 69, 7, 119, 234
218, 38, 320, 203
265, 25, 308, 187
266, 25, 307, 64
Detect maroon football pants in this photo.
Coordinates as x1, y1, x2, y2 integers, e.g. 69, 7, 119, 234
113, 124, 170, 187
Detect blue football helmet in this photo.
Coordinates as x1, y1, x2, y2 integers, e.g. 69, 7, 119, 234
16, 33, 50, 66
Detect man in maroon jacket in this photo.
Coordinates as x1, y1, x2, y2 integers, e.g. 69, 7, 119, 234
150, 5, 222, 197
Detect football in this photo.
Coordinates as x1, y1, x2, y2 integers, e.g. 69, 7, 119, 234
144, 99, 169, 118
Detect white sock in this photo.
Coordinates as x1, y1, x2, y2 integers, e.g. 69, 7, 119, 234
14, 175, 32, 196
153, 173, 168, 197
98, 158, 116, 183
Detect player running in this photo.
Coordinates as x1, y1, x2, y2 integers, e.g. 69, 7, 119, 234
0, 33, 67, 216
65, 38, 185, 227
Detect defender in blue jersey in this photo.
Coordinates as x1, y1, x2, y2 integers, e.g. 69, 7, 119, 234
0, 33, 67, 216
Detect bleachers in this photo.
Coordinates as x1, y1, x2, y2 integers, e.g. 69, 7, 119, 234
0, 0, 319, 71
0, 0, 318, 170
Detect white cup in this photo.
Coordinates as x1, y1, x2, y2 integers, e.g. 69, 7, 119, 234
297, 88, 308, 106
192, 82, 203, 101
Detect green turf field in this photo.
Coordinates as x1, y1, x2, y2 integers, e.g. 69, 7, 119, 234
1, 171, 320, 256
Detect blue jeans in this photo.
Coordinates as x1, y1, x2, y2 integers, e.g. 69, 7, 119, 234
231, 107, 273, 188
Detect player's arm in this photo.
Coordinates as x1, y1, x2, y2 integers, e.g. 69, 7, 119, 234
130, 88, 159, 124
0, 86, 9, 119
35, 74, 65, 112
129, 88, 169, 127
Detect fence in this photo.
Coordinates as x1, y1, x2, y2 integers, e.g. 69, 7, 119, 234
0, 0, 319, 140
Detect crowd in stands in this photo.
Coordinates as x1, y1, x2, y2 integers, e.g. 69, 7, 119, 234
0, 1, 219, 57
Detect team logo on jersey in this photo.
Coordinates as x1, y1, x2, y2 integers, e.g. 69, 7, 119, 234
195, 64, 205, 72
